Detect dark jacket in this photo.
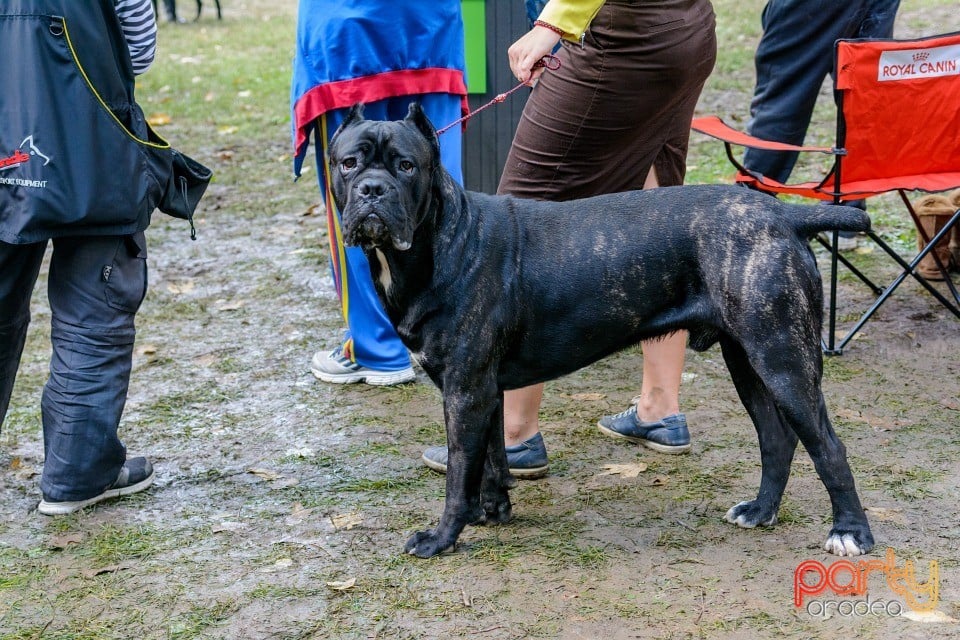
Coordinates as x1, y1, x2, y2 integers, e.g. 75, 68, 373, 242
0, 0, 170, 243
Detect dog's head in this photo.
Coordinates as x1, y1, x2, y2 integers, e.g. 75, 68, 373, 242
328, 103, 441, 251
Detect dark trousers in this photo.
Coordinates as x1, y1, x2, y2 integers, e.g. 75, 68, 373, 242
743, 0, 900, 182
500, 0, 717, 200
158, 0, 178, 21
0, 233, 147, 501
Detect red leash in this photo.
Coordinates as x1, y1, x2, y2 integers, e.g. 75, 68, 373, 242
436, 55, 561, 135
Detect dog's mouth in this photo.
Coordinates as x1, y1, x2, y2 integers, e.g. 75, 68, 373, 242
344, 207, 412, 251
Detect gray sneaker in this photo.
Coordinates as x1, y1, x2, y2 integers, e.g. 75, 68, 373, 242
597, 407, 691, 454
422, 432, 549, 479
38, 457, 155, 515
310, 347, 415, 386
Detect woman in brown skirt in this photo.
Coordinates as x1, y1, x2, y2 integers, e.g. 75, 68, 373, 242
422, 0, 717, 477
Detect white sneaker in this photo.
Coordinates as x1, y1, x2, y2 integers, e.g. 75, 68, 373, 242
310, 347, 415, 386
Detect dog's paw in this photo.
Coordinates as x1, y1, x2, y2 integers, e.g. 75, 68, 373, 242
480, 491, 512, 525
404, 529, 453, 558
824, 527, 874, 557
724, 500, 778, 529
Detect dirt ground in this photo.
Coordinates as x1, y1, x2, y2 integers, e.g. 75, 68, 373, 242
2, 2, 959, 639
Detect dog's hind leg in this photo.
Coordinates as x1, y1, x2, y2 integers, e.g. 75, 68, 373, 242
801, 395, 874, 556
720, 337, 798, 530
478, 392, 516, 525
729, 337, 874, 556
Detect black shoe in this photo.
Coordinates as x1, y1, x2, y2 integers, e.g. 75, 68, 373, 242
38, 457, 155, 515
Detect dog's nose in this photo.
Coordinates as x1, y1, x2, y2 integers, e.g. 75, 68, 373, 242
357, 179, 386, 199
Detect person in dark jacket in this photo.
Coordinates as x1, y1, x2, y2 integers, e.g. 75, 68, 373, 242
0, 0, 158, 515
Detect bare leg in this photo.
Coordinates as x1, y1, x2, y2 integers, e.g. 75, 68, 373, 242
503, 384, 543, 446
636, 332, 687, 421
636, 166, 687, 422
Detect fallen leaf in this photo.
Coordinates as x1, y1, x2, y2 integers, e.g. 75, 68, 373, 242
285, 502, 314, 525
194, 353, 218, 367
216, 299, 246, 312
167, 280, 195, 295
273, 558, 294, 569
248, 467, 281, 481
49, 533, 84, 549
136, 344, 157, 356
10, 457, 21, 470
598, 463, 648, 478
331, 512, 363, 531
218, 125, 239, 135
147, 113, 172, 126
326, 577, 356, 590
901, 610, 957, 623
650, 476, 669, 486
940, 397, 960, 411
301, 203, 322, 217
211, 521, 247, 533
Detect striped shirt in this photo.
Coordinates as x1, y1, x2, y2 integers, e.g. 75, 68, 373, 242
113, 0, 157, 74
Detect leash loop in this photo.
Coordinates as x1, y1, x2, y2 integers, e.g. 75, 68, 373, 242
436, 55, 561, 135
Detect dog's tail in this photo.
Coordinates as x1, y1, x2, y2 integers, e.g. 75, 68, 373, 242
788, 203, 871, 238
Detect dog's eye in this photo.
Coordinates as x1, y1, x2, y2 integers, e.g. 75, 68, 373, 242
399, 160, 415, 173
341, 157, 357, 170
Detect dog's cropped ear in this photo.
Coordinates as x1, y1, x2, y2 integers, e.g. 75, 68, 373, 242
404, 102, 441, 161
331, 103, 365, 143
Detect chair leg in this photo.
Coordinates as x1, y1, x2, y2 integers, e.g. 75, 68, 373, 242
823, 211, 960, 354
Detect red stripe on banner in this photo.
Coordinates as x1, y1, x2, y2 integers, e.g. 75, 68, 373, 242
293, 68, 468, 154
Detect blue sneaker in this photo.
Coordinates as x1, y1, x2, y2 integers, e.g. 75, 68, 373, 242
597, 407, 691, 454
421, 432, 549, 479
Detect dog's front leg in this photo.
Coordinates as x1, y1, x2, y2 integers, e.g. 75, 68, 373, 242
405, 384, 497, 558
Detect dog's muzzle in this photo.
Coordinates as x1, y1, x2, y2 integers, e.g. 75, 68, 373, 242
359, 213, 388, 244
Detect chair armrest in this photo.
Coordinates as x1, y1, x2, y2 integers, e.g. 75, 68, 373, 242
691, 116, 835, 154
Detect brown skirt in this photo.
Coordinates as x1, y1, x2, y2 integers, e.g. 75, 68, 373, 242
498, 0, 717, 200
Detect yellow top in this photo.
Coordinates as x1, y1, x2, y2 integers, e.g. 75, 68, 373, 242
537, 0, 606, 42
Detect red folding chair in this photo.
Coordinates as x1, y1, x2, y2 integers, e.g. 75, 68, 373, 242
692, 31, 960, 354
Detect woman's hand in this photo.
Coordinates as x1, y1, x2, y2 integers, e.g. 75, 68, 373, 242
508, 25, 562, 84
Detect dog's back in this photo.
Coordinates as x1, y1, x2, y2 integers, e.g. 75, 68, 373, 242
462, 184, 861, 384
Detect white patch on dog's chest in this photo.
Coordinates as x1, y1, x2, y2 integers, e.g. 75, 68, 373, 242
375, 249, 392, 293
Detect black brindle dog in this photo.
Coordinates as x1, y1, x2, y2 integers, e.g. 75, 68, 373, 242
329, 103, 875, 559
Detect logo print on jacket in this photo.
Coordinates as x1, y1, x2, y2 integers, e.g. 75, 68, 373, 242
0, 136, 51, 173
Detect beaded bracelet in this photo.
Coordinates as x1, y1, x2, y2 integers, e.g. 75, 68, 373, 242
533, 19, 565, 38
